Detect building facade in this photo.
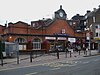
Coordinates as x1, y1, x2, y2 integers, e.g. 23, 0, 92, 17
84, 5, 100, 50
0, 5, 86, 52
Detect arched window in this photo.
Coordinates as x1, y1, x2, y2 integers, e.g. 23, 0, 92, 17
15, 38, 25, 43
32, 38, 41, 49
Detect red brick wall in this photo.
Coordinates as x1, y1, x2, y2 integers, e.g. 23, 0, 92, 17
8, 22, 28, 34
0, 25, 4, 34
46, 19, 74, 36
6, 20, 84, 42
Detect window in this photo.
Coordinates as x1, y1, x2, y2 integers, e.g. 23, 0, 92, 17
32, 38, 41, 49
85, 15, 87, 19
93, 16, 95, 23
32, 23, 35, 27
69, 22, 72, 25
96, 33, 98, 37
95, 25, 98, 29
98, 25, 100, 28
73, 22, 76, 25
84, 22, 86, 25
61, 29, 65, 34
15, 38, 25, 43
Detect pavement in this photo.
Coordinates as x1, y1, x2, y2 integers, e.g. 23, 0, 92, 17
0, 50, 99, 71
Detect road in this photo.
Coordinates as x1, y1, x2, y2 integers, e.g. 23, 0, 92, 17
0, 55, 100, 75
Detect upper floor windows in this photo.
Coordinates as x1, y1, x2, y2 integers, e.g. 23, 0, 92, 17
93, 16, 96, 23
96, 33, 98, 37
95, 24, 100, 29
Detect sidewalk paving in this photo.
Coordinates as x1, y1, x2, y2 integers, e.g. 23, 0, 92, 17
0, 50, 99, 71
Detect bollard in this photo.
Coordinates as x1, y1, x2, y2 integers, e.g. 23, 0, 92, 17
16, 51, 19, 64
65, 51, 67, 58
79, 50, 80, 55
0, 53, 3, 66
89, 49, 91, 56
84, 50, 85, 55
69, 51, 72, 57
30, 51, 32, 63
56, 49, 59, 59
85, 51, 87, 56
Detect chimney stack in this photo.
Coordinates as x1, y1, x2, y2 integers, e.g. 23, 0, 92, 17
87, 10, 91, 13
93, 8, 96, 12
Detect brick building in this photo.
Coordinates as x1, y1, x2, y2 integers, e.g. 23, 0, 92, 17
0, 5, 85, 52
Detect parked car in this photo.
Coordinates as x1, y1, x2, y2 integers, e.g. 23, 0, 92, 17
56, 45, 63, 51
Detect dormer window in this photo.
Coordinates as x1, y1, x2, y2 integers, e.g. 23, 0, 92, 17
61, 29, 65, 34
85, 15, 87, 19
73, 22, 76, 25
32, 23, 35, 27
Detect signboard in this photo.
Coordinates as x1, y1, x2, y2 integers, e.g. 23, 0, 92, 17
68, 38, 76, 42
57, 37, 66, 40
45, 37, 66, 40
94, 37, 100, 40
86, 37, 90, 40
45, 37, 56, 40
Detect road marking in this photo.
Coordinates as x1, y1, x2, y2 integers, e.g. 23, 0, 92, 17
25, 72, 38, 75
74, 61, 78, 64
50, 67, 60, 71
43, 62, 64, 68
43, 61, 77, 68
94, 59, 99, 62
83, 61, 89, 64
0, 63, 48, 72
0, 60, 76, 72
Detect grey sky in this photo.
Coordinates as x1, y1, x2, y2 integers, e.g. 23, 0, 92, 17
0, 0, 100, 25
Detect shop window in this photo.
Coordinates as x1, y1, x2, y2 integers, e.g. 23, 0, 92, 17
32, 38, 41, 49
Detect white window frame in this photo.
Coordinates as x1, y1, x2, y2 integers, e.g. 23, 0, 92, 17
15, 38, 25, 43
93, 16, 95, 23
32, 38, 41, 50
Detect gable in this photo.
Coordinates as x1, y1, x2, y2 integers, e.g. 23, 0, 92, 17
46, 19, 74, 36
14, 21, 28, 28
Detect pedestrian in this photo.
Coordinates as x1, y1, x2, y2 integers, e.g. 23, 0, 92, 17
55, 48, 59, 59
76, 45, 81, 55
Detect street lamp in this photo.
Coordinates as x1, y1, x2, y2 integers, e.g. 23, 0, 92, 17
9, 36, 12, 42
9, 36, 12, 39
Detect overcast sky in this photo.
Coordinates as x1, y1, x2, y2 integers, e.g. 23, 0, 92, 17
0, 0, 100, 25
